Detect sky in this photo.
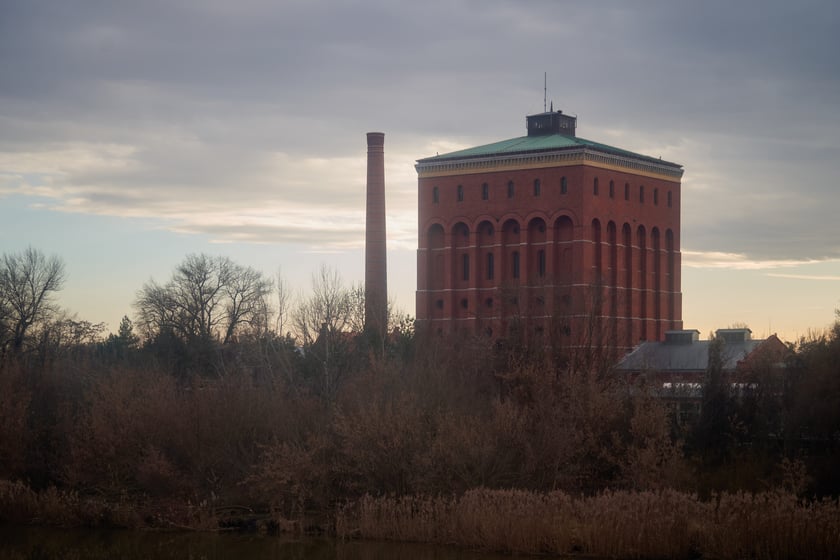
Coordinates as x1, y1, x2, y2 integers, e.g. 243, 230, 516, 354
1, 0, 839, 342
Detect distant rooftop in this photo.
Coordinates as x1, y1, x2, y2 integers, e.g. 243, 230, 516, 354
616, 329, 768, 373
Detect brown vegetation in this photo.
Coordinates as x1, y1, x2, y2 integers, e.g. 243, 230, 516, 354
337, 489, 840, 560
2, 249, 840, 558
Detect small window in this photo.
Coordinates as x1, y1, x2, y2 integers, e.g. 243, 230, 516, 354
462, 254, 470, 281
560, 177, 568, 194
593, 177, 599, 196
653, 188, 659, 206
533, 178, 541, 197
457, 184, 464, 202
435, 299, 444, 309
538, 250, 546, 277
512, 251, 520, 279
486, 252, 494, 280
484, 298, 494, 308
609, 180, 615, 199
640, 185, 645, 204
482, 182, 489, 200
433, 186, 439, 203
507, 180, 515, 198
460, 298, 468, 309
667, 191, 673, 208
624, 183, 630, 201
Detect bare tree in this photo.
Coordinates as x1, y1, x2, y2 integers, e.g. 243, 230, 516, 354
171, 254, 231, 340
293, 265, 363, 399
0, 247, 66, 355
293, 264, 356, 345
134, 254, 271, 344
275, 268, 293, 337
223, 264, 272, 343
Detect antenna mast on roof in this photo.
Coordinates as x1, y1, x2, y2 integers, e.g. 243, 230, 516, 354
543, 72, 547, 112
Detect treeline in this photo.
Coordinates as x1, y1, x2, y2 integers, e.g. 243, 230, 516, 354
1, 247, 840, 532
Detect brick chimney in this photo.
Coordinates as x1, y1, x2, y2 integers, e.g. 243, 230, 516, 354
365, 132, 387, 337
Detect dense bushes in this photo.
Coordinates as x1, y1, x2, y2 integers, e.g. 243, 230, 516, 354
3, 320, 837, 516
1, 251, 840, 553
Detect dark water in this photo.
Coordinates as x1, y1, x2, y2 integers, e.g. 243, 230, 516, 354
0, 526, 523, 559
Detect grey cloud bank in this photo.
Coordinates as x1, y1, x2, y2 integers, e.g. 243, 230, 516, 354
1, 0, 839, 262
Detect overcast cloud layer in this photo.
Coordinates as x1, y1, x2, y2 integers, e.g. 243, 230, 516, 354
2, 0, 839, 264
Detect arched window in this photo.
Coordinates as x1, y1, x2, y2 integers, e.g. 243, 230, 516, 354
462, 253, 470, 281
512, 251, 520, 279
486, 252, 494, 280
457, 184, 464, 202
433, 186, 439, 203
538, 249, 546, 277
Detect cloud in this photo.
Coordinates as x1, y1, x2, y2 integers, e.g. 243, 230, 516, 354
766, 273, 840, 281
682, 250, 825, 270
1, 0, 838, 264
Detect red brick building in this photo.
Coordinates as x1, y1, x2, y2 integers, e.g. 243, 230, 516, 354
415, 111, 683, 350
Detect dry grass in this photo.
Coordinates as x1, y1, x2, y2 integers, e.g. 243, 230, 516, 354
336, 488, 840, 559
0, 479, 142, 528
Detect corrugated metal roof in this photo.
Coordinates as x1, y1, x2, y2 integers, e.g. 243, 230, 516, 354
416, 133, 682, 169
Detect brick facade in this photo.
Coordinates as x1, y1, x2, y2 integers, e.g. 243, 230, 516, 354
415, 111, 683, 350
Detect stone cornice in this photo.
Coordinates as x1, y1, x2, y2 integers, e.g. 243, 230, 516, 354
416, 147, 683, 182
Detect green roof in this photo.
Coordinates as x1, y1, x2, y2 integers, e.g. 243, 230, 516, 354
417, 133, 681, 169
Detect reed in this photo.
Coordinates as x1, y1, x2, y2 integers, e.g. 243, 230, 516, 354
0, 479, 141, 528
336, 488, 840, 559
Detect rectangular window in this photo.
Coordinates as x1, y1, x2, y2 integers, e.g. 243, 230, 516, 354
667, 191, 672, 208
624, 183, 629, 201
507, 181, 514, 198
482, 183, 489, 200
512, 251, 520, 279
640, 185, 645, 203
462, 254, 470, 281
534, 179, 541, 197
561, 177, 568, 194
457, 185, 464, 202
433, 186, 439, 203
486, 252, 494, 280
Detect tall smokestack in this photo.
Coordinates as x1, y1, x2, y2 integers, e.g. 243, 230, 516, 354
365, 132, 387, 338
